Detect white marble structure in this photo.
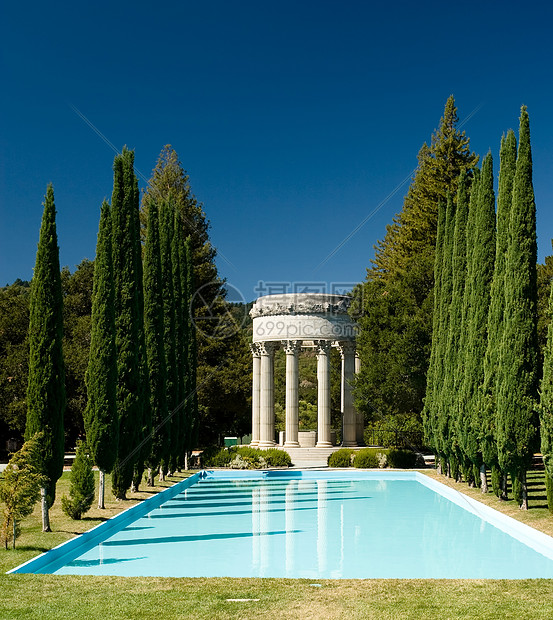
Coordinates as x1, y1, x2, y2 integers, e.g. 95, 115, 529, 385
249, 293, 359, 449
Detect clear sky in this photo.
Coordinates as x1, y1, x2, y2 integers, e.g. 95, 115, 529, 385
1, 0, 553, 302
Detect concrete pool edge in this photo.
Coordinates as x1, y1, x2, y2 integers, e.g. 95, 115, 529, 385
7, 472, 201, 575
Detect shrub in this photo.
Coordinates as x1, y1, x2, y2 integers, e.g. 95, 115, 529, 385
364, 412, 425, 449
230, 454, 264, 469
236, 446, 261, 460
386, 448, 420, 469
352, 448, 379, 468
328, 448, 353, 467
263, 449, 291, 467
203, 447, 233, 468
61, 442, 95, 520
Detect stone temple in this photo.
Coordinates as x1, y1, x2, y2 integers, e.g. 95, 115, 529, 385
249, 293, 361, 449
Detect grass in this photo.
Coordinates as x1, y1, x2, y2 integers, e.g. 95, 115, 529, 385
2, 466, 553, 618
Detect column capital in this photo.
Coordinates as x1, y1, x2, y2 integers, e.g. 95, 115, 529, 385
283, 340, 302, 355
314, 340, 332, 355
258, 341, 279, 356
337, 341, 356, 358
250, 342, 261, 357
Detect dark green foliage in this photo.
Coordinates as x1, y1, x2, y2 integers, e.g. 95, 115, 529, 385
386, 449, 419, 469
62, 260, 93, 447
84, 203, 118, 475
364, 412, 424, 449
540, 250, 553, 510
441, 171, 470, 466
0, 283, 30, 441
25, 184, 66, 508
111, 150, 146, 499
61, 442, 95, 520
352, 449, 379, 468
262, 448, 291, 467
328, 449, 353, 467
458, 155, 496, 470
496, 107, 539, 505
203, 447, 233, 467
481, 131, 517, 471
143, 200, 169, 478
0, 433, 45, 548
183, 236, 199, 450
159, 199, 179, 472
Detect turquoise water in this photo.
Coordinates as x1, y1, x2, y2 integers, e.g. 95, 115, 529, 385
39, 473, 553, 579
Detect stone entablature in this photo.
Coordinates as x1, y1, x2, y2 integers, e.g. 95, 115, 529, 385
250, 294, 357, 344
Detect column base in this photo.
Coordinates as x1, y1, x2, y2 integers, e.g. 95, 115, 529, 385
284, 441, 300, 447
341, 441, 358, 448
316, 441, 333, 448
258, 440, 276, 449
250, 441, 259, 448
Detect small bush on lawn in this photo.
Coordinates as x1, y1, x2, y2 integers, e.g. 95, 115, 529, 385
386, 448, 419, 469
61, 442, 95, 520
352, 448, 380, 468
263, 449, 291, 467
328, 449, 353, 467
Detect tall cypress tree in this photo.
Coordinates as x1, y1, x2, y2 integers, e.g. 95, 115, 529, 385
540, 280, 553, 512
84, 201, 118, 509
183, 235, 199, 455
159, 198, 179, 476
481, 131, 517, 497
143, 200, 169, 485
459, 154, 497, 490
496, 107, 539, 509
25, 184, 65, 531
422, 198, 446, 457
435, 194, 456, 473
111, 149, 144, 499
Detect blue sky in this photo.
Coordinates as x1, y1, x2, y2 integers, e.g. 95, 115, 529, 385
2, 1, 553, 302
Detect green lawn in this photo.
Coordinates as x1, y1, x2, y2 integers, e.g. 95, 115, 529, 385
2, 468, 553, 619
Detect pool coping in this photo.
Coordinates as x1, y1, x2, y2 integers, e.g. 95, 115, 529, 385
8, 468, 553, 574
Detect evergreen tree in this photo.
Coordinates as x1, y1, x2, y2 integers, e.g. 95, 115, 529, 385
540, 280, 553, 512
0, 433, 45, 548
481, 131, 517, 497
422, 198, 446, 457
458, 155, 496, 491
496, 107, 539, 509
25, 184, 66, 532
84, 201, 118, 509
435, 194, 456, 473
61, 441, 95, 520
159, 198, 179, 476
111, 149, 145, 499
355, 97, 478, 423
143, 200, 169, 485
442, 171, 470, 480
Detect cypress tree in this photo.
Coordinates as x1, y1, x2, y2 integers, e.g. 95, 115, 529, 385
482, 131, 517, 497
540, 280, 553, 512
496, 107, 539, 509
422, 198, 446, 458
60, 441, 95, 520
143, 200, 169, 485
458, 154, 496, 491
159, 198, 179, 477
25, 184, 66, 532
111, 149, 144, 499
84, 201, 118, 509
183, 235, 199, 456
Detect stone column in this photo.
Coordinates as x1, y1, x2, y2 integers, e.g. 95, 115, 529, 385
355, 351, 364, 444
250, 343, 261, 447
315, 340, 332, 447
339, 341, 357, 447
283, 340, 302, 447
258, 341, 277, 448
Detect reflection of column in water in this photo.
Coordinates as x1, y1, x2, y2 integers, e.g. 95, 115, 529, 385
340, 503, 344, 575
317, 479, 328, 574
260, 483, 270, 576
285, 480, 297, 576
252, 486, 260, 573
